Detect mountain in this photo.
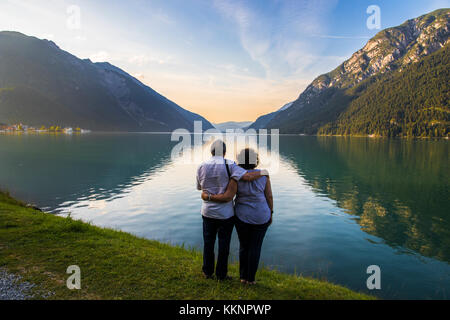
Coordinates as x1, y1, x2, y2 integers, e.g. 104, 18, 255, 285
249, 101, 293, 130
319, 44, 449, 137
259, 9, 449, 137
0, 31, 213, 132
214, 121, 253, 132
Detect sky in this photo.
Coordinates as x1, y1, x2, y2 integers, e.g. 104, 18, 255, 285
0, 0, 449, 123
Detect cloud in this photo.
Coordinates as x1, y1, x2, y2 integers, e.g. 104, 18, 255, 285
129, 55, 151, 66
42, 33, 55, 40
213, 0, 271, 72
74, 35, 87, 41
311, 34, 371, 39
277, 0, 339, 34
213, 0, 339, 79
89, 51, 110, 62
133, 73, 146, 82
129, 54, 176, 66
152, 9, 175, 25
5, 0, 57, 17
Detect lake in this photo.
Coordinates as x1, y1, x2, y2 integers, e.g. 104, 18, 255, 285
0, 133, 449, 299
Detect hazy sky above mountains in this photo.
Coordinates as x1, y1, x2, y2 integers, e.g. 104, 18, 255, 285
0, 0, 448, 122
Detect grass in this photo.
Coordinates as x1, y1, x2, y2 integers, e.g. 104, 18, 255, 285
0, 191, 374, 300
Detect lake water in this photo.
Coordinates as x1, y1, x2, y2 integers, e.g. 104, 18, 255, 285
0, 133, 449, 299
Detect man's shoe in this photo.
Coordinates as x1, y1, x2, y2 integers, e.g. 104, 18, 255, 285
203, 273, 214, 279
217, 275, 233, 281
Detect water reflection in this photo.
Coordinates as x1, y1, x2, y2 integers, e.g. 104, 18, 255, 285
0, 133, 174, 212
279, 136, 450, 263
1, 133, 449, 299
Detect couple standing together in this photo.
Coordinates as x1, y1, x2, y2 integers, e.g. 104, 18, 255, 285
196, 140, 273, 284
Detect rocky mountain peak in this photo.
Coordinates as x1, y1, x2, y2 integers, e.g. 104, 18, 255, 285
304, 9, 449, 97
257, 9, 449, 137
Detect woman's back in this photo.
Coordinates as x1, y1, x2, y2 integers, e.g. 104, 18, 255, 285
235, 169, 271, 225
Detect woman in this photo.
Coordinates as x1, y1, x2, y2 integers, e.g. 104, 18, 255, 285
202, 148, 273, 285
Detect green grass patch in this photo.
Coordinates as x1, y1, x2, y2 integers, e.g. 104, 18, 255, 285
0, 191, 374, 300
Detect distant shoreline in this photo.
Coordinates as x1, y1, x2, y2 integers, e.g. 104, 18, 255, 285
1, 130, 448, 140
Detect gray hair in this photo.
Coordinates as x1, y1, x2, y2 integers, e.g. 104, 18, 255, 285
210, 140, 226, 156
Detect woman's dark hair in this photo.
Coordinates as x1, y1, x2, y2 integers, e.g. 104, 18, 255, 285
237, 148, 259, 170
211, 140, 226, 156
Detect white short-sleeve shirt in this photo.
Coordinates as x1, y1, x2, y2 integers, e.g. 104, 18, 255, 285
196, 156, 247, 219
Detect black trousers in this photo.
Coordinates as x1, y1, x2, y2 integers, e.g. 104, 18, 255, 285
235, 218, 269, 282
202, 216, 235, 279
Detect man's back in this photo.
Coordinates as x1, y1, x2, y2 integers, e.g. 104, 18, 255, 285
197, 156, 246, 220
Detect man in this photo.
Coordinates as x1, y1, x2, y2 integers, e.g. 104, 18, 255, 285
196, 140, 267, 280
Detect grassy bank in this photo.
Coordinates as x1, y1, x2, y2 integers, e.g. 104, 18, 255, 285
0, 191, 374, 300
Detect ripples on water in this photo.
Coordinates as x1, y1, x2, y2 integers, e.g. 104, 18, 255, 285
0, 133, 448, 299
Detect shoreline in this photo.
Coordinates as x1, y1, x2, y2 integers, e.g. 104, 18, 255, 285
1, 130, 448, 140
0, 191, 374, 300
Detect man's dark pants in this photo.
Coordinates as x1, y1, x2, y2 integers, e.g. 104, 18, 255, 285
202, 216, 235, 279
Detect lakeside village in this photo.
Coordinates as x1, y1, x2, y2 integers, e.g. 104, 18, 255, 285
0, 123, 91, 134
